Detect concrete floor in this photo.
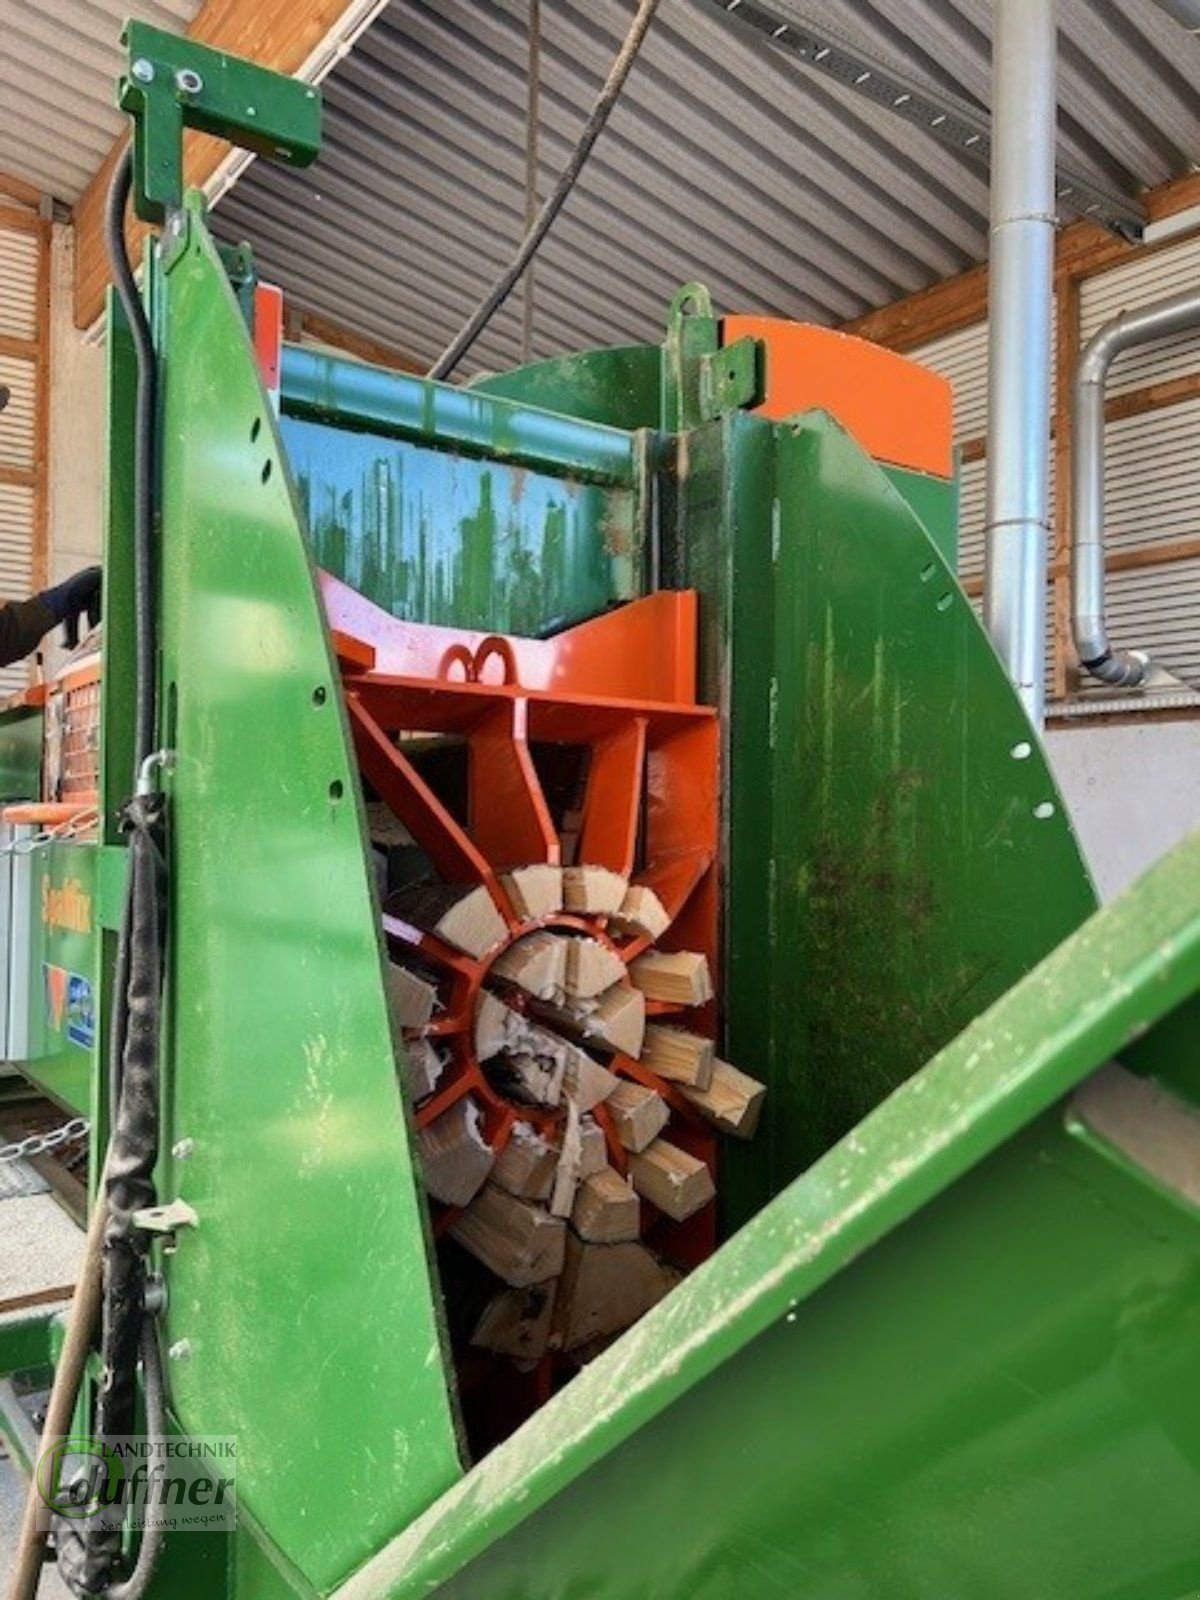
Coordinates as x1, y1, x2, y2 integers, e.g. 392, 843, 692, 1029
0, 1174, 84, 1595
0, 1443, 71, 1597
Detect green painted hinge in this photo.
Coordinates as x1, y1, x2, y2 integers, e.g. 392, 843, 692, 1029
661, 282, 763, 433
118, 19, 322, 224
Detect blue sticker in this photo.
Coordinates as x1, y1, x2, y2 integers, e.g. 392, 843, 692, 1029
65, 972, 94, 1050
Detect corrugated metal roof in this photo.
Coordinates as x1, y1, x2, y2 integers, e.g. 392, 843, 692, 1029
0, 0, 203, 203
213, 0, 1200, 375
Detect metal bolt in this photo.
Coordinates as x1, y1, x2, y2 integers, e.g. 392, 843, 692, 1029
175, 68, 203, 95
167, 1338, 193, 1363
143, 1275, 169, 1315
131, 58, 155, 83
172, 1137, 195, 1160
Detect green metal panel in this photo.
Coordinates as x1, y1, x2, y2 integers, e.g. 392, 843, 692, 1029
150, 197, 462, 1592
663, 409, 1096, 1220
0, 1308, 57, 1378
332, 828, 1200, 1600
282, 417, 626, 633
279, 348, 646, 626
0, 707, 42, 800
472, 344, 663, 428
881, 460, 958, 568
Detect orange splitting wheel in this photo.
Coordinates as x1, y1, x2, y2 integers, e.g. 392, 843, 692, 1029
323, 573, 721, 1408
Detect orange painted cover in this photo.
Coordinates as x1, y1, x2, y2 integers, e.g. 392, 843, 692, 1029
723, 316, 953, 479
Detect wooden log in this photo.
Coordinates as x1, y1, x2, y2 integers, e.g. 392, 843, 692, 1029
386, 961, 437, 1030
491, 1121, 557, 1201
400, 1037, 444, 1103
392, 882, 507, 958
641, 1024, 715, 1089
554, 1235, 677, 1350
492, 930, 568, 999
450, 1185, 566, 1287
501, 864, 563, 922
605, 1080, 669, 1153
564, 937, 625, 999
679, 1059, 767, 1140
629, 949, 714, 1006
471, 1281, 558, 1362
610, 883, 671, 941
628, 1138, 715, 1221
418, 1096, 493, 1207
562, 864, 629, 916
571, 1167, 640, 1244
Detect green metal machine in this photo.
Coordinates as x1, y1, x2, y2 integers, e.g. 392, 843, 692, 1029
2, 25, 1199, 1600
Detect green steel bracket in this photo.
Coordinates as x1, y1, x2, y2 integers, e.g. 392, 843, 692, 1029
661, 282, 762, 432
118, 20, 322, 223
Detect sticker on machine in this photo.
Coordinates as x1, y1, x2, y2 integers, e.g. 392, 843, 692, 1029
43, 963, 67, 1032
65, 972, 95, 1049
44, 962, 94, 1048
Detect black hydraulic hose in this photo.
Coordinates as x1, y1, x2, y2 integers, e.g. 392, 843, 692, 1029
58, 144, 169, 1600
101, 1322, 168, 1600
427, 0, 662, 381
103, 148, 157, 774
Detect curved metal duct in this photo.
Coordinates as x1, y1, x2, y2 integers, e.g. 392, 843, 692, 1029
1071, 287, 1200, 687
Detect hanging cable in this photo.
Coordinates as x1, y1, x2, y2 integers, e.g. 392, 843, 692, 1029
520, 0, 541, 364
428, 0, 662, 381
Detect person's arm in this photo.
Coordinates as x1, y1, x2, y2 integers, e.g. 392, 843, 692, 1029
0, 595, 56, 669
0, 567, 102, 670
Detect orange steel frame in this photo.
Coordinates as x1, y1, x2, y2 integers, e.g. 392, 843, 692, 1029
324, 575, 723, 1278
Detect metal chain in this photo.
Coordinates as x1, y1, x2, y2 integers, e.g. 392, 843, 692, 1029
0, 1116, 90, 1164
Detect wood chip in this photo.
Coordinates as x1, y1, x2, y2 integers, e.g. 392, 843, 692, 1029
571, 1167, 640, 1243
562, 865, 629, 916
550, 1101, 584, 1217
679, 1059, 767, 1139
400, 1037, 444, 1103
605, 1080, 669, 1153
578, 1116, 607, 1177
554, 1235, 677, 1350
418, 1096, 493, 1207
475, 992, 513, 1061
472, 1282, 559, 1361
450, 1185, 566, 1287
492, 930, 568, 999
628, 1138, 715, 1222
564, 937, 625, 999
629, 949, 713, 1006
501, 864, 563, 922
610, 883, 671, 941
641, 1024, 715, 1089
391, 882, 507, 959
492, 1121, 557, 1201
386, 962, 437, 1031
540, 986, 646, 1059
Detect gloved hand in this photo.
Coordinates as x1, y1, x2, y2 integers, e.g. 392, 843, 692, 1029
39, 566, 102, 649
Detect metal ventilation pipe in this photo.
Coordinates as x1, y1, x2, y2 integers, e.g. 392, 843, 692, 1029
1152, 0, 1200, 31
983, 0, 1057, 727
1072, 287, 1200, 686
